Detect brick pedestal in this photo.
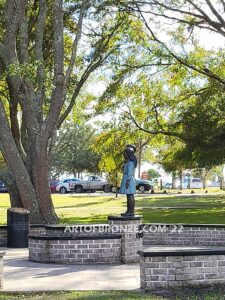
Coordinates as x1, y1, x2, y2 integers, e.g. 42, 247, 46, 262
108, 215, 143, 263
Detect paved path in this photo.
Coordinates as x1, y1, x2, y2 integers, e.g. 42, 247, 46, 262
1, 248, 140, 291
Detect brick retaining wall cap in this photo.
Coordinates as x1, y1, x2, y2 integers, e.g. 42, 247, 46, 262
140, 223, 225, 228
139, 247, 225, 257
29, 234, 122, 240
45, 224, 109, 230
30, 224, 46, 228
0, 226, 7, 229
108, 215, 143, 221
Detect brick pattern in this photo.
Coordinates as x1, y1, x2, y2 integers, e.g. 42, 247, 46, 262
140, 254, 225, 290
0, 225, 46, 247
46, 224, 110, 237
29, 226, 46, 235
143, 225, 225, 246
0, 228, 7, 247
0, 257, 3, 288
29, 238, 121, 264
109, 219, 142, 263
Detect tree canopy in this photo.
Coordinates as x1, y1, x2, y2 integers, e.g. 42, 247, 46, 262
93, 0, 225, 171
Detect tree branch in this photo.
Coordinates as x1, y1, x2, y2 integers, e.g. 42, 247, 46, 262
125, 109, 188, 141
58, 17, 125, 127
205, 0, 225, 29
4, 0, 39, 142
42, 0, 64, 139
64, 0, 87, 92
58, 48, 115, 128
4, 0, 28, 59
0, 100, 38, 209
19, 14, 29, 63
186, 0, 225, 36
35, 0, 48, 123
136, 4, 225, 86
221, 0, 225, 12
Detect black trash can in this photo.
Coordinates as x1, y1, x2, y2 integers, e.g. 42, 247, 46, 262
7, 208, 30, 248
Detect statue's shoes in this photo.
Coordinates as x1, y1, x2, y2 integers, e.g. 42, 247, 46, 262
121, 212, 134, 217
121, 212, 128, 216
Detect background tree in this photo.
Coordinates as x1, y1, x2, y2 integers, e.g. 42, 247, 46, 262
147, 168, 160, 180
50, 123, 100, 178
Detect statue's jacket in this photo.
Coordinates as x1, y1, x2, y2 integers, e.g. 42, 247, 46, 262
119, 160, 136, 194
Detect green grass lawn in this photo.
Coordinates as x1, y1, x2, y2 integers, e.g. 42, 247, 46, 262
1, 287, 225, 300
0, 291, 162, 300
1, 190, 225, 224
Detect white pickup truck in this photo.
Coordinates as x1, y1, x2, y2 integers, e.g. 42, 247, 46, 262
69, 175, 112, 193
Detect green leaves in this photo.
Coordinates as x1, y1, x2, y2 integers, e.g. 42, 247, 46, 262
49, 123, 101, 176
7, 61, 42, 81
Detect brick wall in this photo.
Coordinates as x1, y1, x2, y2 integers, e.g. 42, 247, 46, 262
29, 235, 122, 264
0, 226, 7, 247
142, 224, 225, 246
0, 225, 46, 247
29, 225, 46, 235
140, 251, 225, 290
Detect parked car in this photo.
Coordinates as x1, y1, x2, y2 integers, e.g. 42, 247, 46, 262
190, 178, 203, 188
56, 178, 81, 194
178, 178, 203, 189
112, 179, 154, 194
69, 175, 112, 193
135, 179, 154, 193
164, 182, 172, 189
210, 181, 220, 187
0, 181, 8, 193
49, 180, 60, 193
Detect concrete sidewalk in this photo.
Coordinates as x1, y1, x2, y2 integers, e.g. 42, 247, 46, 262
1, 248, 140, 291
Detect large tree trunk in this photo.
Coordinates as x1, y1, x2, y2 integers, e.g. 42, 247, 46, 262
172, 172, 176, 189
0, 102, 44, 223
179, 169, 182, 190
138, 145, 141, 178
32, 136, 58, 224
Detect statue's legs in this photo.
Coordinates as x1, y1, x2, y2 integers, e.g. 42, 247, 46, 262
121, 196, 129, 216
128, 194, 135, 216
121, 194, 135, 216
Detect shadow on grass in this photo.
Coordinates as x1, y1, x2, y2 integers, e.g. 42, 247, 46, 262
56, 202, 102, 209
137, 207, 225, 224
59, 215, 109, 224
136, 194, 225, 209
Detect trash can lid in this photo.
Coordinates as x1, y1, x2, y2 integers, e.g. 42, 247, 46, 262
7, 208, 30, 214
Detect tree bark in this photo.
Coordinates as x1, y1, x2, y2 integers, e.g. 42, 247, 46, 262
179, 170, 182, 190
0, 102, 43, 223
138, 145, 141, 178
172, 172, 176, 189
31, 136, 58, 223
